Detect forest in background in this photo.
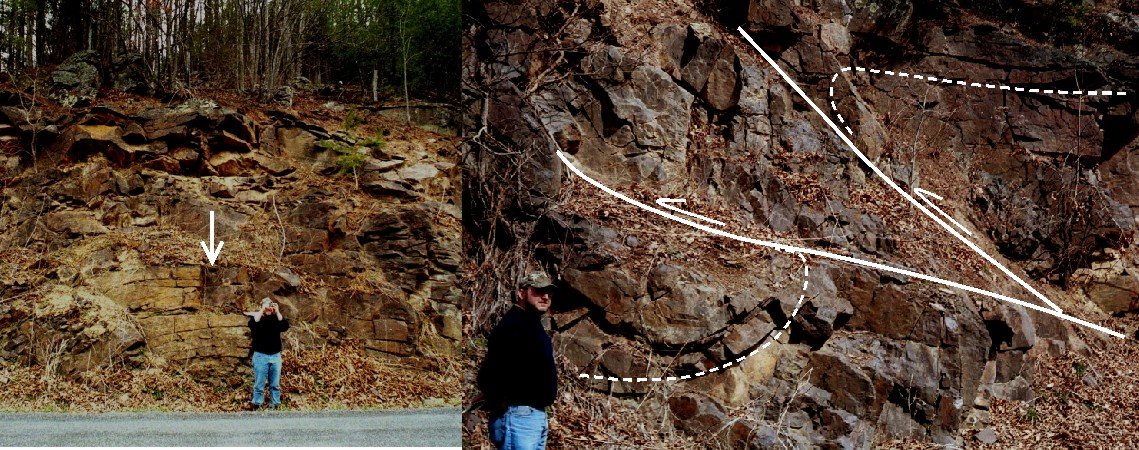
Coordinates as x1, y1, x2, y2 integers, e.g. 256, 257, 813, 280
0, 0, 460, 102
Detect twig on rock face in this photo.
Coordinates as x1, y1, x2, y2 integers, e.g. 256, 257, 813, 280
272, 193, 285, 262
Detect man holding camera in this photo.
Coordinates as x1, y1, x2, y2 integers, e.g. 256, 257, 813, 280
245, 297, 290, 410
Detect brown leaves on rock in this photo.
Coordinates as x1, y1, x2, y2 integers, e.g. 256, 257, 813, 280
981, 315, 1139, 449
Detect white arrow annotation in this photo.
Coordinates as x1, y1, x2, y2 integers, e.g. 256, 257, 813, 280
200, 210, 225, 265
655, 198, 725, 226
914, 188, 972, 236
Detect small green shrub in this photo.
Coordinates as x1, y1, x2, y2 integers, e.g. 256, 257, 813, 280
317, 139, 367, 177
336, 151, 367, 176
344, 107, 364, 131
1072, 361, 1087, 377
1024, 407, 1039, 423
362, 131, 385, 150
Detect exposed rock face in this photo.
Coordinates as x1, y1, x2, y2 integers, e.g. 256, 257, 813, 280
0, 285, 145, 375
466, 0, 1137, 447
51, 50, 102, 105
0, 95, 460, 380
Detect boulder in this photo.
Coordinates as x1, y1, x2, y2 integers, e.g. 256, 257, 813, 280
637, 264, 731, 347
1084, 271, 1139, 314
51, 50, 101, 101
563, 267, 640, 328
110, 53, 150, 95
558, 318, 606, 370
669, 392, 728, 435
602, 64, 692, 180
58, 124, 151, 167
274, 86, 295, 108
44, 211, 109, 235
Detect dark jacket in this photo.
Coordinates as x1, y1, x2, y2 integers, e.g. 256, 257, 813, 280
249, 315, 290, 355
477, 306, 557, 410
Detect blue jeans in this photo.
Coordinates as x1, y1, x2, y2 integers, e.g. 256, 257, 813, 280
489, 405, 547, 450
251, 351, 282, 406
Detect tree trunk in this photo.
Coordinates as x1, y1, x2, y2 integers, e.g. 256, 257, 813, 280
400, 8, 411, 123
372, 68, 378, 103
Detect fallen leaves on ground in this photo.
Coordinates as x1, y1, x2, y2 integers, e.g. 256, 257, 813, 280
0, 340, 459, 412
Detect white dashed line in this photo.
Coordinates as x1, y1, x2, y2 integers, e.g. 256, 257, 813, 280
578, 256, 812, 383
826, 66, 1128, 147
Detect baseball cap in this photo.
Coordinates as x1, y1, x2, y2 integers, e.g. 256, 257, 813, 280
518, 271, 555, 289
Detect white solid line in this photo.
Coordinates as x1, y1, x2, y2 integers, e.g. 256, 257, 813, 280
656, 198, 725, 226
737, 27, 1072, 315
557, 150, 1123, 338
914, 187, 943, 200
915, 188, 973, 236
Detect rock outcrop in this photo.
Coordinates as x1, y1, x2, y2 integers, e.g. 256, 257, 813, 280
465, 0, 1138, 447
0, 93, 460, 381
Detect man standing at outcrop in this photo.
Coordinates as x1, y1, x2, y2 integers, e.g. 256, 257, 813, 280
245, 297, 290, 409
477, 271, 558, 450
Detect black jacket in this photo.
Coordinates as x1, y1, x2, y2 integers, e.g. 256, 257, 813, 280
477, 306, 557, 409
249, 315, 290, 355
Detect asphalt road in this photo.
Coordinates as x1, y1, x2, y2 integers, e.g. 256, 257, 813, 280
0, 407, 460, 446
